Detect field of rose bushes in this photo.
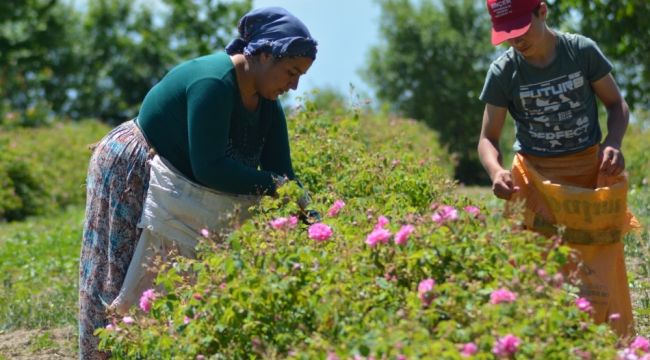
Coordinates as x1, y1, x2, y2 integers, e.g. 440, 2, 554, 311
0, 102, 648, 359
96, 104, 649, 359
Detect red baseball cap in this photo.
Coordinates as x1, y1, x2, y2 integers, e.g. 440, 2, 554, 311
487, 0, 542, 45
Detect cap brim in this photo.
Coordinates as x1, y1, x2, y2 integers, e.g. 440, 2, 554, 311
490, 14, 533, 45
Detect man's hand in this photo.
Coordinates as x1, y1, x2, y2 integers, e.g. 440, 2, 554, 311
599, 143, 625, 176
592, 74, 628, 177
492, 169, 520, 200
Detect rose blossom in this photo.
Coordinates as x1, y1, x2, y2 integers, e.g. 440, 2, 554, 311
489, 288, 517, 305
375, 215, 390, 229
308, 223, 333, 242
432, 205, 458, 224
418, 278, 435, 306
575, 297, 593, 313
366, 228, 392, 247
270, 216, 298, 230
327, 200, 346, 217
464, 205, 480, 218
394, 224, 415, 246
492, 334, 520, 357
139, 288, 157, 312
460, 342, 478, 357
631, 336, 650, 353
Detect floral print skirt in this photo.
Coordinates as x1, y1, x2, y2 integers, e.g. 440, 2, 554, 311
78, 120, 152, 359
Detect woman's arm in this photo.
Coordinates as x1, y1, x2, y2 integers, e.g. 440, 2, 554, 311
187, 79, 277, 195
260, 101, 295, 179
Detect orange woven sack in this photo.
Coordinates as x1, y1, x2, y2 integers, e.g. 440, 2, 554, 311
508, 146, 640, 338
510, 153, 639, 244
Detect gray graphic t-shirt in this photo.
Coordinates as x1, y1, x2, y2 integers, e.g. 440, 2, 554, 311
480, 32, 612, 156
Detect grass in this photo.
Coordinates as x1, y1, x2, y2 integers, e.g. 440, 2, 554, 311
28, 330, 58, 352
625, 185, 650, 335
0, 205, 84, 331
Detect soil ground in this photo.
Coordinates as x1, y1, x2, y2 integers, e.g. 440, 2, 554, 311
0, 326, 75, 360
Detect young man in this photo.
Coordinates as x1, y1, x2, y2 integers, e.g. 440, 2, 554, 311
478, 0, 636, 337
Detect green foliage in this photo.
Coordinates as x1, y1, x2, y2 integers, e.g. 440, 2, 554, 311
0, 0, 251, 124
625, 186, 650, 337
0, 0, 78, 126
0, 145, 46, 221
623, 112, 650, 187
364, 0, 493, 184
28, 331, 57, 352
548, 0, 650, 110
0, 121, 108, 221
623, 113, 650, 335
294, 88, 350, 114
0, 206, 85, 330
71, 0, 251, 123
98, 106, 624, 359
289, 105, 453, 207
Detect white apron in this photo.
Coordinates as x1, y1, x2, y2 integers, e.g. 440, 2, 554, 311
110, 155, 259, 313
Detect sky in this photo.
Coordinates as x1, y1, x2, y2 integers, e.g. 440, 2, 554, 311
252, 0, 381, 103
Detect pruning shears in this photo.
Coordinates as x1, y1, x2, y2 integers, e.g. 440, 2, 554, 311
299, 209, 322, 225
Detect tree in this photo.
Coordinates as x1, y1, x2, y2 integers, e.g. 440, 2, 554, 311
363, 0, 493, 184
547, 0, 650, 110
71, 0, 252, 123
0, 0, 81, 126
0, 0, 251, 125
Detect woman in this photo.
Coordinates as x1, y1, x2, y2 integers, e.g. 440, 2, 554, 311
78, 7, 317, 358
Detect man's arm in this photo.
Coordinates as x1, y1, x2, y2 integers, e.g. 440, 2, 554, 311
592, 73, 629, 176
478, 103, 520, 200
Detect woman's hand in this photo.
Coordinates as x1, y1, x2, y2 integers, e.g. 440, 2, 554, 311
299, 209, 321, 225
272, 174, 290, 190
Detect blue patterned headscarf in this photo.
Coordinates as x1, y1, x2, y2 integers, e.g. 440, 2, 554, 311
225, 7, 318, 60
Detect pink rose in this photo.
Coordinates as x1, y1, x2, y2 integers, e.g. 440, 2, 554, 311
270, 217, 289, 229
492, 334, 520, 357
418, 278, 435, 306
139, 288, 157, 312
308, 223, 333, 242
575, 297, 593, 313
631, 336, 650, 353
464, 205, 480, 218
460, 342, 478, 357
394, 224, 415, 246
327, 352, 340, 360
270, 216, 297, 230
536, 268, 549, 280
365, 228, 392, 247
327, 200, 346, 217
489, 288, 517, 305
432, 205, 458, 225
375, 215, 390, 229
